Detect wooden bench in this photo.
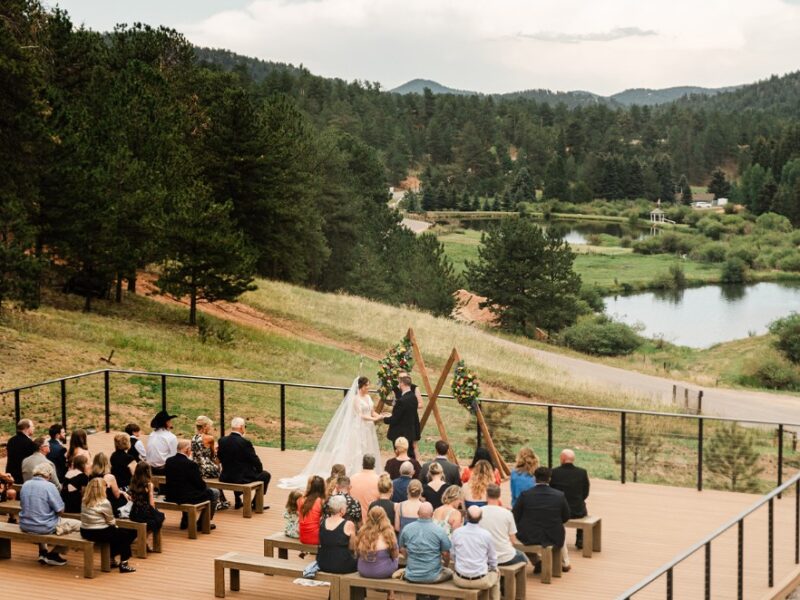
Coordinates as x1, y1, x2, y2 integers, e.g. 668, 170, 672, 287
263, 532, 317, 559
513, 543, 562, 584
341, 572, 489, 599
155, 498, 211, 539
0, 521, 111, 578
566, 516, 602, 558
499, 561, 527, 600
214, 551, 341, 598
152, 476, 264, 518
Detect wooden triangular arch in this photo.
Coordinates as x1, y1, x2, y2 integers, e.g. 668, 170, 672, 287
377, 328, 511, 478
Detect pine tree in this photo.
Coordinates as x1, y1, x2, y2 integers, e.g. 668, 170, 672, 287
612, 416, 662, 483
678, 174, 693, 203
705, 422, 764, 492
510, 166, 535, 204
707, 168, 732, 200
543, 155, 569, 201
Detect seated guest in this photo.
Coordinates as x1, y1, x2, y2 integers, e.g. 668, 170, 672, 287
48, 424, 68, 482
90, 452, 127, 514
192, 416, 229, 510
19, 462, 80, 566
395, 479, 424, 535
461, 447, 501, 485
464, 459, 494, 508
61, 454, 90, 514
6, 419, 37, 484
22, 436, 61, 491
512, 467, 571, 573
145, 411, 178, 475
391, 461, 414, 503
422, 462, 448, 509
432, 484, 464, 537
128, 462, 165, 551
66, 428, 91, 468
0, 471, 16, 502
283, 490, 303, 539
350, 454, 380, 519
317, 495, 357, 574
218, 417, 271, 509
368, 473, 396, 527
297, 475, 326, 545
355, 505, 399, 580
164, 440, 218, 530
452, 506, 499, 600
324, 476, 362, 525
125, 423, 146, 462
384, 437, 421, 480
110, 433, 136, 490
326, 463, 346, 498
398, 502, 452, 586
420, 440, 462, 487
510, 447, 539, 507
550, 449, 590, 550
480, 484, 526, 566
80, 478, 137, 573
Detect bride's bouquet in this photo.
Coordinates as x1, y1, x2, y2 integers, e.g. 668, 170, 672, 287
377, 336, 414, 405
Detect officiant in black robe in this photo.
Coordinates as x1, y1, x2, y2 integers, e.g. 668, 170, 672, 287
384, 375, 419, 458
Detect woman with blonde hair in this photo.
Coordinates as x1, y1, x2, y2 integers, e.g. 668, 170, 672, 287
326, 464, 346, 497
80, 478, 137, 572
383, 437, 421, 480
394, 479, 424, 535
110, 433, 136, 490
368, 473, 396, 527
422, 461, 447, 509
464, 459, 493, 508
511, 447, 539, 506
192, 416, 228, 509
89, 452, 127, 514
432, 485, 464, 536
356, 506, 399, 581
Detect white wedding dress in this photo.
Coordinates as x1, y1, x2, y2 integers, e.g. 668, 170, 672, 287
278, 377, 382, 490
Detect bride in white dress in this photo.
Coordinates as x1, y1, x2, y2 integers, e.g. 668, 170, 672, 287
278, 376, 388, 490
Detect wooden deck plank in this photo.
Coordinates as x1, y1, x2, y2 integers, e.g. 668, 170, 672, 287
0, 432, 796, 599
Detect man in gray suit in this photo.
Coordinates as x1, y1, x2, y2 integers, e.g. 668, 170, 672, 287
420, 440, 462, 487
22, 437, 61, 491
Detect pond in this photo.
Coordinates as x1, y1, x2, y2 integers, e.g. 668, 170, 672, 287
458, 218, 648, 244
604, 282, 800, 348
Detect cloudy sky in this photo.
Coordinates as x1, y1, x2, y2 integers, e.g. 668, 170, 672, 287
51, 0, 800, 95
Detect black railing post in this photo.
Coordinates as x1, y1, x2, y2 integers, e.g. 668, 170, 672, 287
738, 520, 744, 600
280, 384, 286, 452
161, 375, 167, 412
778, 425, 784, 498
666, 567, 673, 600
621, 412, 627, 484
219, 380, 225, 436
796, 479, 799, 565
14, 389, 20, 424
704, 542, 711, 600
60, 379, 67, 429
104, 370, 110, 433
769, 497, 774, 587
547, 406, 553, 468
698, 418, 704, 491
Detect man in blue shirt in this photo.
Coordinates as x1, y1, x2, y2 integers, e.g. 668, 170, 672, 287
398, 502, 452, 599
19, 463, 80, 566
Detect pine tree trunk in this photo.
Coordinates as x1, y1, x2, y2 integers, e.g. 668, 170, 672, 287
127, 275, 137, 293
115, 274, 123, 303
189, 288, 197, 326
84, 294, 92, 312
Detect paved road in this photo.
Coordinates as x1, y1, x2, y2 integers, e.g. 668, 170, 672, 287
498, 337, 800, 427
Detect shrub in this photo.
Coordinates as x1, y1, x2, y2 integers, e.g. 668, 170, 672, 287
769, 313, 800, 364
739, 353, 800, 390
561, 317, 642, 356
776, 252, 800, 272
652, 263, 687, 289
578, 286, 605, 312
690, 242, 728, 263
755, 212, 792, 233
721, 257, 748, 283
705, 422, 764, 492
725, 243, 759, 268
197, 314, 235, 345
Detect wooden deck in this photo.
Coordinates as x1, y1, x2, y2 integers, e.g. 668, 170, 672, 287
1, 432, 797, 599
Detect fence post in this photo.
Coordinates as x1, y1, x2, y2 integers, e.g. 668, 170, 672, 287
697, 390, 703, 414
666, 567, 673, 600
738, 520, 744, 600
547, 406, 553, 469
704, 542, 711, 600
778, 425, 784, 498
672, 384, 677, 404
14, 389, 21, 424
697, 418, 704, 491
60, 379, 67, 429
620, 412, 627, 484
769, 497, 774, 588
161, 375, 167, 413
219, 380, 225, 436
795, 479, 799, 565
104, 370, 110, 433
280, 384, 286, 452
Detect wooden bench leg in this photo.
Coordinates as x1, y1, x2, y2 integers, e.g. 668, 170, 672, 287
582, 526, 593, 558
263, 539, 273, 557
254, 484, 264, 514
134, 525, 147, 558
201, 503, 211, 534
230, 568, 240, 592
83, 544, 94, 579
552, 546, 562, 578
593, 521, 602, 552
540, 547, 552, 584
515, 565, 526, 600
214, 560, 226, 598
153, 526, 163, 553
100, 543, 111, 573
503, 571, 516, 600
243, 488, 252, 519
0, 538, 10, 559
187, 507, 198, 539
329, 577, 340, 600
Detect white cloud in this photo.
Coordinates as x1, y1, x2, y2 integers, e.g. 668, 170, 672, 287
57, 0, 800, 95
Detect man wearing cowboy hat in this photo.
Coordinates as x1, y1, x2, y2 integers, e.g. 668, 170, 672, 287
146, 410, 178, 475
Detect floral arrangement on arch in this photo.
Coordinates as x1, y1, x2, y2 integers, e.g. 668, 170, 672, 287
377, 336, 414, 404
452, 360, 480, 413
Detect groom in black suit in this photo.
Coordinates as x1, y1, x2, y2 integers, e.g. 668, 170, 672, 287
384, 375, 419, 458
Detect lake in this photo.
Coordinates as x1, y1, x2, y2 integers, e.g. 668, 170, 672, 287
605, 282, 800, 348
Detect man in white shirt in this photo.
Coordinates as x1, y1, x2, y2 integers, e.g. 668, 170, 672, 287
480, 484, 527, 566
145, 410, 178, 474
451, 506, 500, 600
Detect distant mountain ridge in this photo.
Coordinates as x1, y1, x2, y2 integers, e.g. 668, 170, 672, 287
390, 78, 742, 107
